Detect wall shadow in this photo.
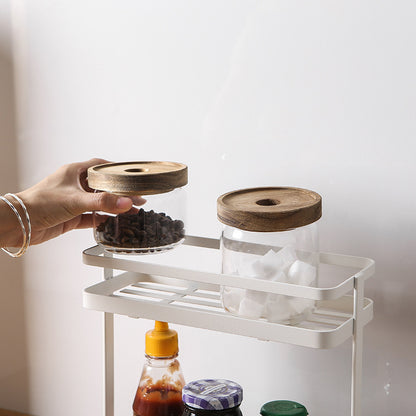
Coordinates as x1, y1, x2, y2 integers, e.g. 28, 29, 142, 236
0, 25, 30, 412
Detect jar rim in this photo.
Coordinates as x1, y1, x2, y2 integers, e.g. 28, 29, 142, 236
184, 402, 241, 414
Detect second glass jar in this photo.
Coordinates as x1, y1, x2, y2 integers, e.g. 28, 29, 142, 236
217, 187, 322, 325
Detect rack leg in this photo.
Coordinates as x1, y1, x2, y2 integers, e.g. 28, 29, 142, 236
351, 276, 364, 416
103, 251, 114, 416
104, 312, 114, 416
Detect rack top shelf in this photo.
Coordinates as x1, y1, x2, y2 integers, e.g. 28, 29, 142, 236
82, 236, 374, 349
83, 235, 375, 301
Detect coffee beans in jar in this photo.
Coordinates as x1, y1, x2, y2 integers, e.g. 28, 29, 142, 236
88, 161, 188, 254
96, 209, 185, 251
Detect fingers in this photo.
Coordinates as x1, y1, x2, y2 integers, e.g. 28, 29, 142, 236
53, 158, 111, 190
60, 158, 110, 178
76, 158, 110, 171
72, 213, 114, 230
78, 191, 133, 214
77, 158, 111, 191
131, 196, 146, 206
74, 213, 94, 229
71, 159, 146, 204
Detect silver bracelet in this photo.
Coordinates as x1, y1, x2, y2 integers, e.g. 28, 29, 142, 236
0, 195, 28, 257
6, 193, 31, 251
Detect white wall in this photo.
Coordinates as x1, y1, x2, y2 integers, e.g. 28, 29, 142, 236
2, 0, 415, 414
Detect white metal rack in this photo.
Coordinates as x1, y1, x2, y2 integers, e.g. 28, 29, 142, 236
82, 235, 375, 416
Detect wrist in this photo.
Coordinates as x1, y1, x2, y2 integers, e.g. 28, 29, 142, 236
15, 190, 35, 225
0, 195, 24, 248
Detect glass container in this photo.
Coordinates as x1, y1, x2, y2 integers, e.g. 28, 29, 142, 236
217, 187, 322, 325
182, 379, 243, 416
88, 161, 187, 254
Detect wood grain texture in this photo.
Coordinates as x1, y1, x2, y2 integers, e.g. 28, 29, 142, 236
217, 187, 322, 232
88, 161, 188, 195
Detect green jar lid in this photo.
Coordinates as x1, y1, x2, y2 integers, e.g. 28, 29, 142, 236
260, 401, 308, 416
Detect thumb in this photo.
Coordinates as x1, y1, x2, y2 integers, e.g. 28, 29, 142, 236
79, 192, 133, 214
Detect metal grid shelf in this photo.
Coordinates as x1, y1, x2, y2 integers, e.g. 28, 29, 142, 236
82, 235, 375, 416
83, 235, 374, 349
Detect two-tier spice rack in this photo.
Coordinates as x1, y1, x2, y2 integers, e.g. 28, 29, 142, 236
82, 235, 375, 416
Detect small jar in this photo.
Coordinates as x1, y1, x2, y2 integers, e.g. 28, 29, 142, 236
260, 400, 308, 416
182, 379, 243, 416
88, 161, 188, 254
217, 187, 322, 325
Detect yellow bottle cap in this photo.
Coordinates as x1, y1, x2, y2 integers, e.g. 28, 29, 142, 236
145, 321, 179, 357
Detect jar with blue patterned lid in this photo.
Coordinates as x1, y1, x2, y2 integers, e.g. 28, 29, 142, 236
182, 379, 243, 415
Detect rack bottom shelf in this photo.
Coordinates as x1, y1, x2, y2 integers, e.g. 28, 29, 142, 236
83, 271, 373, 349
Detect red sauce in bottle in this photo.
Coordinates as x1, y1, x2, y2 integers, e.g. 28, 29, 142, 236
133, 381, 184, 416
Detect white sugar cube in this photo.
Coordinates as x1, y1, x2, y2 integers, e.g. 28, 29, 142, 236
261, 249, 282, 269
287, 260, 317, 286
238, 262, 262, 279
270, 271, 288, 283
267, 293, 279, 303
245, 289, 268, 304
264, 295, 292, 323
288, 296, 315, 314
251, 246, 298, 279
238, 297, 264, 319
222, 288, 244, 313
251, 253, 274, 278
274, 246, 298, 270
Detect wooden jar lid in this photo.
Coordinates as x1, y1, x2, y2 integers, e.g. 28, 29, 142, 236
87, 161, 188, 195
217, 187, 322, 232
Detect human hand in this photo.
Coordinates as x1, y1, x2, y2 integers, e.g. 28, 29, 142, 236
5, 158, 140, 246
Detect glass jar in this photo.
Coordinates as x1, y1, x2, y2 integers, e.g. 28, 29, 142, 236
87, 161, 187, 254
182, 379, 243, 416
217, 187, 321, 325
260, 400, 308, 416
133, 321, 186, 416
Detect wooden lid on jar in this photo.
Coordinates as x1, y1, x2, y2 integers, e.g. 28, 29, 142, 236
217, 187, 322, 232
87, 161, 188, 195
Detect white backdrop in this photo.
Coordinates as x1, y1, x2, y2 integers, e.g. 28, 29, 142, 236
1, 0, 415, 415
